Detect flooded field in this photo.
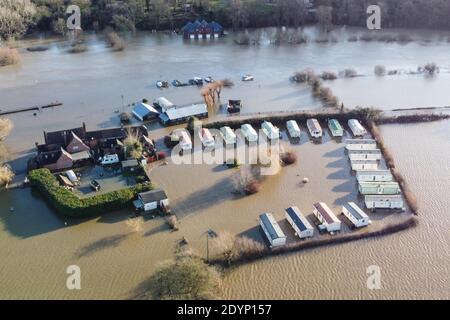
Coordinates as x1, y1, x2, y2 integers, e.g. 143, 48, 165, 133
1, 27, 449, 299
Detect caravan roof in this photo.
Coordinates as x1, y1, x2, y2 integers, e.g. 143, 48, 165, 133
285, 207, 312, 232
260, 213, 286, 241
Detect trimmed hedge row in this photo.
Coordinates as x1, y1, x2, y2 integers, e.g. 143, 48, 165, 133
28, 168, 153, 218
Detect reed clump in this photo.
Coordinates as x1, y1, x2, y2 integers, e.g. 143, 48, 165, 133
0, 47, 20, 67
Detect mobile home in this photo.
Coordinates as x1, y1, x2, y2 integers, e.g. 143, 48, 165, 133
241, 124, 258, 142
350, 160, 378, 171
348, 119, 367, 137
328, 119, 344, 137
199, 128, 215, 148
172, 129, 192, 151
286, 120, 301, 138
356, 170, 393, 182
259, 213, 287, 247
364, 195, 405, 210
307, 119, 322, 138
285, 207, 314, 239
345, 139, 377, 151
261, 121, 279, 140
220, 126, 237, 145
346, 138, 376, 146
348, 149, 382, 161
358, 182, 401, 195
342, 202, 370, 228
312, 202, 341, 233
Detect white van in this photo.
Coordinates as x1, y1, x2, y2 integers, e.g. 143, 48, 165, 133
101, 154, 119, 165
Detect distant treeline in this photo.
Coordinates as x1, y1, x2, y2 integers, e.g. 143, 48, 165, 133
2, 0, 450, 40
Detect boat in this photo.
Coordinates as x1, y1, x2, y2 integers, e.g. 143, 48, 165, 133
156, 80, 169, 88
241, 74, 254, 81
227, 99, 242, 113
204, 76, 214, 83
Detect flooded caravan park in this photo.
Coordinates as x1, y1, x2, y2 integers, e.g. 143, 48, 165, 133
0, 27, 450, 299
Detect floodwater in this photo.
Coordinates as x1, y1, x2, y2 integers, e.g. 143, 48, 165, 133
1, 27, 450, 299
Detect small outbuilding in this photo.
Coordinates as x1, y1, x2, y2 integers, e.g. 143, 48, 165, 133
132, 102, 160, 122
121, 159, 140, 173
134, 189, 169, 212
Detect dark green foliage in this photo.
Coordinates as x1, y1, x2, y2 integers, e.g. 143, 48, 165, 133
28, 168, 153, 217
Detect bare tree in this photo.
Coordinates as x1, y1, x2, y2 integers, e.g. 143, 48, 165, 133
316, 5, 333, 31
0, 0, 37, 40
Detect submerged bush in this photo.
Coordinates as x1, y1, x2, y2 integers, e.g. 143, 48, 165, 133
374, 65, 386, 76
340, 68, 358, 78
68, 43, 87, 54
0, 47, 20, 67
320, 71, 337, 81
107, 32, 125, 51
280, 151, 297, 165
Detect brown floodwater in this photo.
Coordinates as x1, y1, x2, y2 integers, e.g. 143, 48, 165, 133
0, 27, 449, 299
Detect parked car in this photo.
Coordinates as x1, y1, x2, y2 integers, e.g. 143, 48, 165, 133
189, 77, 203, 85
227, 99, 242, 114
90, 179, 101, 191
241, 74, 254, 81
156, 80, 169, 88
204, 76, 214, 83
172, 80, 188, 87
101, 154, 119, 165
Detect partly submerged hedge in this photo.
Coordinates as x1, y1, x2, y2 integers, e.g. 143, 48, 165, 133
29, 168, 153, 218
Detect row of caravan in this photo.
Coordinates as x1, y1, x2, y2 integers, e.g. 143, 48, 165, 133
259, 202, 371, 248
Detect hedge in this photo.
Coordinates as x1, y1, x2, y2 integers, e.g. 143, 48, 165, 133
28, 168, 153, 218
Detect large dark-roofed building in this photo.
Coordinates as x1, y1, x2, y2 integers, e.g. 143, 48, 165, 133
182, 20, 224, 39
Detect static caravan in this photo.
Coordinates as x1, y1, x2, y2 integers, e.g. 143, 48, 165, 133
286, 120, 301, 138
342, 202, 370, 228
356, 170, 393, 182
364, 195, 404, 210
259, 213, 287, 247
153, 97, 175, 113
328, 119, 344, 137
351, 160, 378, 171
345, 139, 377, 151
348, 149, 382, 161
307, 119, 323, 138
199, 128, 215, 148
285, 207, 314, 239
241, 124, 258, 142
348, 119, 367, 137
312, 202, 341, 233
172, 129, 192, 151
346, 138, 376, 146
261, 121, 279, 140
358, 181, 401, 195
134, 189, 169, 212
220, 126, 237, 145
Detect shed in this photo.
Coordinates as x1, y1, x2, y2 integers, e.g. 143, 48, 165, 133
153, 97, 175, 113
358, 181, 401, 195
121, 159, 140, 173
312, 202, 341, 233
356, 170, 393, 182
132, 102, 160, 121
348, 119, 367, 137
159, 103, 208, 126
135, 189, 169, 212
307, 118, 322, 138
259, 213, 287, 247
286, 120, 301, 138
342, 202, 370, 228
328, 119, 344, 137
364, 195, 404, 210
285, 206, 314, 239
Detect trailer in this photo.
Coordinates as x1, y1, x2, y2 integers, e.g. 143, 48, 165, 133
348, 149, 382, 161
241, 124, 258, 142
348, 119, 367, 137
259, 213, 287, 247
328, 119, 344, 137
364, 195, 405, 210
350, 160, 378, 171
312, 202, 341, 233
358, 181, 401, 195
342, 202, 370, 228
285, 207, 314, 239
286, 120, 301, 138
261, 121, 279, 140
307, 119, 322, 138
356, 170, 393, 182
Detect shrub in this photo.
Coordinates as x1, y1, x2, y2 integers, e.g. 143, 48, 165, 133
221, 78, 234, 88
280, 151, 297, 165
107, 32, 125, 51
340, 68, 357, 78
166, 215, 178, 230
292, 69, 316, 83
320, 71, 337, 81
146, 255, 221, 300
28, 168, 152, 217
244, 180, 260, 195
68, 44, 87, 54
0, 47, 20, 67
157, 151, 166, 160
0, 164, 14, 187
421, 63, 439, 75
374, 65, 386, 76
